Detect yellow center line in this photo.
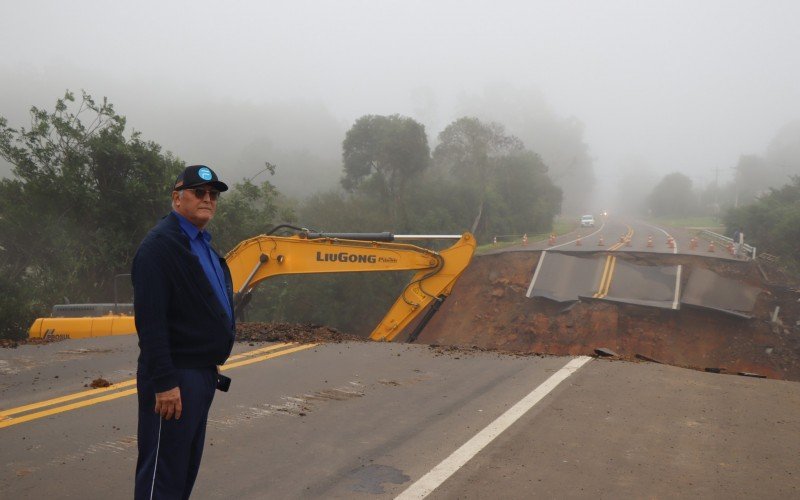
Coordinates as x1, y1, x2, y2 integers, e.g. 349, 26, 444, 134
0, 342, 311, 428
0, 342, 293, 419
226, 342, 293, 362
221, 343, 318, 371
593, 255, 612, 298
594, 224, 629, 295
599, 256, 617, 298
0, 389, 139, 429
609, 225, 634, 251
0, 379, 139, 418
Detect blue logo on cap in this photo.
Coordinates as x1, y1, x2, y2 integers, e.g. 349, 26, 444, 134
198, 167, 213, 181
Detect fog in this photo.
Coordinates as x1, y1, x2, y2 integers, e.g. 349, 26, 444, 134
1, 0, 799, 212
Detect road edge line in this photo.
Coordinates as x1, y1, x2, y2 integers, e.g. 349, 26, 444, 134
395, 356, 592, 500
673, 264, 683, 310
548, 221, 606, 249
525, 250, 546, 298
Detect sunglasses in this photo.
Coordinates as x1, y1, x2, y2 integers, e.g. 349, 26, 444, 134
181, 187, 220, 200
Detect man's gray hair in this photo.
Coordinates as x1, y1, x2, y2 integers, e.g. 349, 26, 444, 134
171, 189, 184, 210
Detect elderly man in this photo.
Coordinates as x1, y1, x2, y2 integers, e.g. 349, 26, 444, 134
132, 164, 235, 499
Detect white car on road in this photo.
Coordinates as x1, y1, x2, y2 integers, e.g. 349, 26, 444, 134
580, 214, 595, 227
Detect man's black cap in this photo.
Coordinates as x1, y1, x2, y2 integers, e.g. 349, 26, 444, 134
174, 165, 229, 192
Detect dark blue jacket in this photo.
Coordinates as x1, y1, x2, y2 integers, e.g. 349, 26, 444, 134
132, 212, 235, 392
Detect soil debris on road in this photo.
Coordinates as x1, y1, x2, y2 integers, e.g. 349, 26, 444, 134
236, 322, 366, 344
1, 336, 67, 349
89, 377, 111, 388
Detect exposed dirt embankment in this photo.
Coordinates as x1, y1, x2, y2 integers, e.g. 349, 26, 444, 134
416, 251, 800, 381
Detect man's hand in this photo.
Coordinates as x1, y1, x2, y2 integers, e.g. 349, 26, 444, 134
154, 386, 182, 420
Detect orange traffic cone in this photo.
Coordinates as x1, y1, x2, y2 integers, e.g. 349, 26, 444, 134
727, 242, 735, 255
548, 234, 556, 246
576, 236, 582, 246
690, 237, 698, 250
522, 234, 528, 246
708, 241, 715, 252
647, 235, 654, 248
667, 237, 675, 249
598, 235, 605, 246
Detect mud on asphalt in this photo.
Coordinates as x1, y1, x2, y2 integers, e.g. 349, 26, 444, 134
235, 322, 498, 359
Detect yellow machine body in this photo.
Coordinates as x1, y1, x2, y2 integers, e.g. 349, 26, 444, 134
28, 315, 136, 339
225, 233, 476, 341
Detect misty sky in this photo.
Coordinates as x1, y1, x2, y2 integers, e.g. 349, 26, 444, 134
2, 0, 799, 206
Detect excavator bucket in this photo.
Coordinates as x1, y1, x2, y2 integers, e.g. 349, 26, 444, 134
368, 234, 476, 341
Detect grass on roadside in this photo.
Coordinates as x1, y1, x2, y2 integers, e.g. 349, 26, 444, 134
649, 215, 724, 230
475, 217, 578, 254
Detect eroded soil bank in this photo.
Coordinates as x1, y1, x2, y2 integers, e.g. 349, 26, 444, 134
417, 251, 800, 381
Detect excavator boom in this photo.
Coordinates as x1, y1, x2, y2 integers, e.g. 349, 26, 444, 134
30, 230, 476, 342
226, 232, 476, 341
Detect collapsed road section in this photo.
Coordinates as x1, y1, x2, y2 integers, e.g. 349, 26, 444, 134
528, 251, 683, 309
528, 250, 764, 316
418, 250, 800, 381
682, 267, 762, 318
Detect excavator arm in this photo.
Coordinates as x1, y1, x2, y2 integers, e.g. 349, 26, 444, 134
29, 228, 476, 342
225, 231, 476, 341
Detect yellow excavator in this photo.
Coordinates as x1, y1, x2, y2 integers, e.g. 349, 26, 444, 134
29, 226, 476, 342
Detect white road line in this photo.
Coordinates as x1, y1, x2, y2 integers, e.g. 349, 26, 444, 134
673, 264, 682, 310
548, 221, 606, 250
525, 250, 546, 298
395, 356, 593, 500
640, 221, 678, 254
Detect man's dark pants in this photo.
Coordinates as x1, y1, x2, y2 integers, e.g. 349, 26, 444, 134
135, 366, 217, 500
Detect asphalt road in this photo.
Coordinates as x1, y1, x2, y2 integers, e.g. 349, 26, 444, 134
2, 336, 798, 498
512, 215, 739, 259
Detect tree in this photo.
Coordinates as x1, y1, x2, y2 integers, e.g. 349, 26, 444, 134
433, 117, 524, 234
453, 84, 595, 213
231, 188, 412, 333
342, 114, 430, 230
647, 172, 696, 217
211, 170, 295, 253
732, 154, 768, 206
724, 176, 800, 272
726, 124, 800, 208
489, 151, 562, 234
0, 91, 184, 338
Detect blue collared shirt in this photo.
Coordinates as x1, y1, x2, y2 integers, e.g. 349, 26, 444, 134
173, 211, 233, 325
